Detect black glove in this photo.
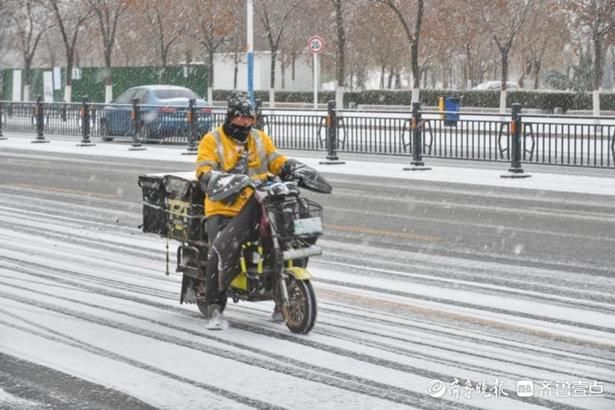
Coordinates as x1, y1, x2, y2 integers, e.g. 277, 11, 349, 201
279, 159, 332, 194
202, 171, 252, 204
199, 172, 213, 193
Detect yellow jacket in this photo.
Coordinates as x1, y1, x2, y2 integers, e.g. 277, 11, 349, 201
195, 126, 287, 217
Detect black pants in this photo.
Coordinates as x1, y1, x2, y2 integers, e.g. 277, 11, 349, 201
205, 195, 260, 305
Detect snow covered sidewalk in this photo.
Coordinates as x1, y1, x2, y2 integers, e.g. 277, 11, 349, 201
1, 132, 614, 197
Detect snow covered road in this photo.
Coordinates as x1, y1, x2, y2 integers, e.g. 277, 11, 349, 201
0, 137, 614, 409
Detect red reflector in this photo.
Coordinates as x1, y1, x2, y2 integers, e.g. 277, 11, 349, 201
160, 107, 176, 113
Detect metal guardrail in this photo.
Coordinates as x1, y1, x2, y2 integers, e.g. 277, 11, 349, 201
257, 105, 615, 169
1, 98, 614, 169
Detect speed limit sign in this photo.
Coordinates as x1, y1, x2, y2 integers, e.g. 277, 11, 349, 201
307, 35, 324, 54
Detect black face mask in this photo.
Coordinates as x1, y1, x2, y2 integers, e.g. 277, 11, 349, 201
224, 122, 252, 143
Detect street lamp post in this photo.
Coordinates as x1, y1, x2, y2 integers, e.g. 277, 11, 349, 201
247, 0, 254, 104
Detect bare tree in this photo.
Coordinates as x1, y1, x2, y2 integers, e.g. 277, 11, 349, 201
221, 21, 245, 90
421, 2, 458, 89
332, 0, 347, 106
562, 0, 615, 114
255, 0, 301, 106
0, 1, 16, 60
375, 0, 424, 103
478, 0, 533, 111
86, 0, 129, 102
278, 1, 329, 92
427, 0, 494, 89
10, 0, 53, 101
516, 0, 569, 89
187, 0, 238, 102
610, 31, 615, 91
349, 1, 407, 89
0, 0, 18, 100
44, 0, 93, 102
142, 0, 186, 83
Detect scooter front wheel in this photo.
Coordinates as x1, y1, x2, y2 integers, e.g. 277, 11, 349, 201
283, 276, 317, 334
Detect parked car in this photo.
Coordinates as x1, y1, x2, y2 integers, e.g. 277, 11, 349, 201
100, 85, 212, 141
472, 81, 520, 91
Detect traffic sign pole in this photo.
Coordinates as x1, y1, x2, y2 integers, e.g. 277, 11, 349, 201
307, 35, 324, 110
313, 53, 318, 109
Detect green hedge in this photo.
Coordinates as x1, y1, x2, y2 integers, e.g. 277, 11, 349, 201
71, 65, 208, 102
213, 88, 615, 112
3, 70, 614, 112
213, 89, 337, 104
0, 65, 208, 102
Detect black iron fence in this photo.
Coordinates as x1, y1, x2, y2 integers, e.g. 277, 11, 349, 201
1, 97, 614, 169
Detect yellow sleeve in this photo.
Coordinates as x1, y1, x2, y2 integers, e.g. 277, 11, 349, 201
260, 131, 287, 175
195, 132, 220, 180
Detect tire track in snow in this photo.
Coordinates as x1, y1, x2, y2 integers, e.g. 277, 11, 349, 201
317, 277, 615, 334
4, 253, 613, 372
317, 301, 615, 370
0, 267, 603, 409
0, 317, 283, 410
3, 216, 613, 337
2, 195, 612, 406
3, 243, 615, 373
0, 291, 471, 410
317, 252, 615, 309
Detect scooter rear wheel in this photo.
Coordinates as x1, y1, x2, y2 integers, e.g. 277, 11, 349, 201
283, 276, 317, 334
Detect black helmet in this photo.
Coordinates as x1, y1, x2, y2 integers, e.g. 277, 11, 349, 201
227, 91, 256, 119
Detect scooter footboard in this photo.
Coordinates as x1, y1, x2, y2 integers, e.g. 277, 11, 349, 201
286, 267, 313, 280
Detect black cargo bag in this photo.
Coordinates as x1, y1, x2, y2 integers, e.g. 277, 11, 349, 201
165, 174, 206, 242
138, 175, 167, 235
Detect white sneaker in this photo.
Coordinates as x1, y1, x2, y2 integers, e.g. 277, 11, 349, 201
205, 305, 229, 330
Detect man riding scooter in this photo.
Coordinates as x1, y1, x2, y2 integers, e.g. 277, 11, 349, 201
195, 91, 329, 330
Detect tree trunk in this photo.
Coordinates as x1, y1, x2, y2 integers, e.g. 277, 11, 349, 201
335, 0, 345, 89
334, 0, 346, 109
593, 37, 603, 91
464, 43, 472, 89
395, 71, 402, 89
500, 49, 509, 91
207, 48, 215, 103
65, 54, 74, 102
233, 50, 239, 89
611, 46, 615, 92
207, 49, 215, 88
270, 48, 277, 89
442, 66, 448, 89
281, 57, 285, 89
532, 61, 541, 89
499, 50, 509, 113
104, 51, 113, 103
410, 45, 419, 103
23, 57, 32, 101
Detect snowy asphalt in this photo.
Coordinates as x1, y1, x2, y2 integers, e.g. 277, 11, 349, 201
0, 131, 614, 409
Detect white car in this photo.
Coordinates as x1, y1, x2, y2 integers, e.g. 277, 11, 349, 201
472, 81, 520, 91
